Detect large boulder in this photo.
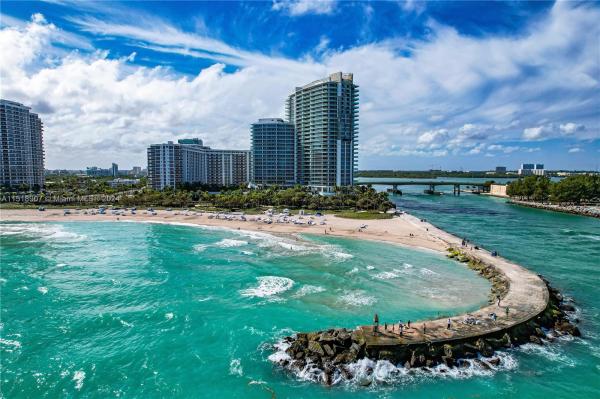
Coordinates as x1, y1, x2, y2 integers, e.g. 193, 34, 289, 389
475, 339, 494, 357
308, 341, 325, 356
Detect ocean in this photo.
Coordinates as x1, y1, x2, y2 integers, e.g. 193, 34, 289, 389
1, 189, 599, 397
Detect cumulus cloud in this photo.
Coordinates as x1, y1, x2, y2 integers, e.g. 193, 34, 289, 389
0, 1, 598, 169
272, 0, 336, 16
560, 123, 585, 135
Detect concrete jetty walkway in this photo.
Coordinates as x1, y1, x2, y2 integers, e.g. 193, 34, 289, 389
358, 213, 549, 348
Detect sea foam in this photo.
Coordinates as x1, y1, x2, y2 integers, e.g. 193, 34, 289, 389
339, 290, 376, 307
269, 339, 519, 387
293, 285, 326, 298
240, 276, 294, 298
0, 223, 86, 243
215, 239, 248, 248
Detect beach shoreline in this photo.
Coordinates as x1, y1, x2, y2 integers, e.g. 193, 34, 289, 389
0, 208, 548, 317
3, 207, 576, 385
0, 208, 456, 254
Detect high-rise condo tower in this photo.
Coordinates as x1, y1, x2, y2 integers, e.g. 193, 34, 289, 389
286, 72, 358, 193
0, 99, 45, 188
250, 118, 296, 187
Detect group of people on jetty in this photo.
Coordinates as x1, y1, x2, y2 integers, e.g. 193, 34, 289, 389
372, 313, 440, 337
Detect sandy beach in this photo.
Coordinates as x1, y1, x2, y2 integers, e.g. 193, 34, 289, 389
0, 208, 455, 253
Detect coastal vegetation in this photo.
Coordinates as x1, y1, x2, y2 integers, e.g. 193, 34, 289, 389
118, 185, 395, 211
335, 211, 393, 220
506, 175, 600, 204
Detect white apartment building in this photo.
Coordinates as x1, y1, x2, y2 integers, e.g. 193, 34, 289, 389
147, 138, 250, 190
0, 99, 45, 188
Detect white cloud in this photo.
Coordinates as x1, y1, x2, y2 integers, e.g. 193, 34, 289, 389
417, 129, 448, 146
1, 1, 599, 169
523, 122, 587, 141
560, 122, 585, 135
523, 126, 551, 140
272, 0, 336, 16
315, 35, 330, 54
568, 147, 583, 153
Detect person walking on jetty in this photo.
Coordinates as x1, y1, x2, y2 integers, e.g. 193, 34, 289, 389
373, 314, 379, 335
447, 318, 452, 330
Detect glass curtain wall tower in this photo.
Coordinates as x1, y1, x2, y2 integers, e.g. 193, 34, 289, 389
286, 72, 358, 193
251, 118, 296, 186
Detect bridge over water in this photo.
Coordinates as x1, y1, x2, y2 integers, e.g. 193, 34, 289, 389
355, 180, 489, 195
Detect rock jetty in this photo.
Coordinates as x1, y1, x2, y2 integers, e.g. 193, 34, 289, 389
507, 200, 600, 219
270, 247, 581, 385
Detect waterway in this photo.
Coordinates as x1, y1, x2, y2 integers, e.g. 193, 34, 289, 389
1, 185, 599, 397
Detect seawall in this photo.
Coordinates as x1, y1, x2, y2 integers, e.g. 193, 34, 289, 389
507, 200, 600, 219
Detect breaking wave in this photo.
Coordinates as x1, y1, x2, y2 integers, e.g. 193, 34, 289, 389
0, 223, 86, 243
373, 271, 399, 280
269, 341, 518, 387
215, 239, 248, 248
240, 276, 295, 298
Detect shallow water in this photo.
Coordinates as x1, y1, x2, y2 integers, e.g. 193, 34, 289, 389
1, 220, 490, 397
1, 187, 599, 398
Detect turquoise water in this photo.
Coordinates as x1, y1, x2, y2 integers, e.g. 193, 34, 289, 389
2, 188, 600, 397
1, 221, 491, 397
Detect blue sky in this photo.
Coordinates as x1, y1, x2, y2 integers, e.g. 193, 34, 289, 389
1, 0, 599, 170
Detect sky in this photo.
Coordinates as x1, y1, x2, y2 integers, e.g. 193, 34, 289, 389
0, 0, 599, 171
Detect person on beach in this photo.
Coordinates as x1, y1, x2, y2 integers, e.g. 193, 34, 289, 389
384, 322, 387, 331
400, 323, 404, 336
407, 320, 411, 329
423, 323, 426, 334
506, 307, 510, 316
373, 314, 379, 335
447, 318, 451, 329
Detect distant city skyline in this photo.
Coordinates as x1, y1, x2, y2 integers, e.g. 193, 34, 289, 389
1, 1, 599, 170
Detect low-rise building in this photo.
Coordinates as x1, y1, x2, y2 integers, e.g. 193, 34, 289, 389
108, 178, 140, 188
147, 138, 250, 190
489, 184, 508, 197
518, 163, 545, 176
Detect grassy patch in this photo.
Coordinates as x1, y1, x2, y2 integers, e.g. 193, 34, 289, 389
334, 211, 393, 220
